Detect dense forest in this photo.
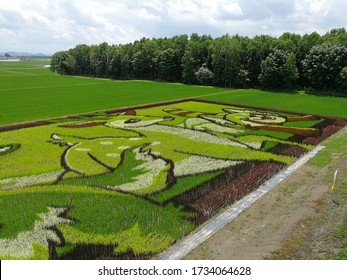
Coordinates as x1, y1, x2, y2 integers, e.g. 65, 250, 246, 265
51, 28, 347, 94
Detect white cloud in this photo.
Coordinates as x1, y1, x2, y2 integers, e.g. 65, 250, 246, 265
0, 0, 346, 54
139, 0, 164, 11
167, 0, 242, 24
138, 7, 162, 21
302, 0, 330, 15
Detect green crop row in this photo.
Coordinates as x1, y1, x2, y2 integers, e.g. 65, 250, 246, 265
150, 171, 223, 203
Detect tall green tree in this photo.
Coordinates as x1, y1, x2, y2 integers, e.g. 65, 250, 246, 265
322, 28, 347, 47
71, 44, 91, 75
302, 44, 347, 90
155, 48, 177, 81
132, 38, 157, 79
296, 32, 323, 87
88, 43, 112, 77
50, 50, 76, 75
109, 46, 122, 78
337, 67, 347, 94
275, 32, 301, 53
235, 68, 250, 88
284, 52, 299, 89
259, 49, 298, 89
50, 28, 347, 94
211, 35, 241, 87
195, 63, 213, 85
245, 35, 274, 87
182, 34, 212, 84
50, 51, 66, 74
121, 54, 131, 79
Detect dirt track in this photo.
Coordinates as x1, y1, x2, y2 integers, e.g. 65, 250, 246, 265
185, 126, 347, 260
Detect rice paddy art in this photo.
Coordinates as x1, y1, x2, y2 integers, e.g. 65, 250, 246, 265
0, 99, 345, 260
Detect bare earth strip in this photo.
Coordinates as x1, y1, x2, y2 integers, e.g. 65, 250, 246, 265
183, 126, 347, 260
159, 146, 325, 260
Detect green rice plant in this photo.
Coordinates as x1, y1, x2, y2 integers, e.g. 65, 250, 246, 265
0, 69, 227, 126
60, 148, 146, 187
0, 243, 49, 260
0, 125, 63, 179
0, 98, 338, 260
150, 171, 223, 203
236, 129, 293, 140
202, 89, 347, 118
2, 65, 347, 127
0, 185, 195, 259
133, 163, 172, 196
241, 135, 313, 150
0, 143, 21, 156
283, 119, 324, 128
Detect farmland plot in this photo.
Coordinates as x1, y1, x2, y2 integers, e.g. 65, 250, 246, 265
0, 99, 345, 260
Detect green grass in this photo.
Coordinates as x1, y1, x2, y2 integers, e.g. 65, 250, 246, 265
1, 67, 347, 127
335, 178, 347, 260
308, 129, 347, 167
329, 178, 347, 260
0, 69, 225, 126
202, 89, 347, 118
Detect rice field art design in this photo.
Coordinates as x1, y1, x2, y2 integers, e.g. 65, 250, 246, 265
1, 99, 346, 260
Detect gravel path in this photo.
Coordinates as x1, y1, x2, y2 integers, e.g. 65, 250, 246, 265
159, 145, 325, 260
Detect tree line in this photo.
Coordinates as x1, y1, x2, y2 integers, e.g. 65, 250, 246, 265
51, 28, 347, 94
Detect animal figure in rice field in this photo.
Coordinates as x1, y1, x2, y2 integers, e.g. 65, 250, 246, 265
47, 106, 316, 195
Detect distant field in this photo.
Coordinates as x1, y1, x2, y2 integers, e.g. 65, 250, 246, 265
1, 62, 347, 127
0, 59, 50, 69
204, 89, 347, 119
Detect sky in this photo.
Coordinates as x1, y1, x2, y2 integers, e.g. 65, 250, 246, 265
0, 0, 346, 54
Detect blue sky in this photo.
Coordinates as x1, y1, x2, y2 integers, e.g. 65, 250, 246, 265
0, 0, 346, 54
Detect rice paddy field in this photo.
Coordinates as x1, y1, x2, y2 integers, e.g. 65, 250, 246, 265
0, 60, 346, 260
1, 60, 347, 127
